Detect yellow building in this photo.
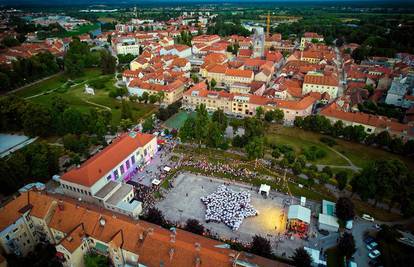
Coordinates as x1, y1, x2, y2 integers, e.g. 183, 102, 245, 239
302, 73, 339, 97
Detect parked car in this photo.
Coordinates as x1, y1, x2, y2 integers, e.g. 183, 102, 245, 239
362, 214, 375, 222
366, 241, 378, 250
368, 250, 381, 259
374, 224, 381, 230
364, 236, 375, 244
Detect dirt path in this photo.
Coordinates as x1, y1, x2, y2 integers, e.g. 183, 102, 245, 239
83, 100, 111, 110
5, 72, 63, 96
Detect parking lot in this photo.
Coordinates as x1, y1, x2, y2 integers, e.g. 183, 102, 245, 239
157, 172, 322, 257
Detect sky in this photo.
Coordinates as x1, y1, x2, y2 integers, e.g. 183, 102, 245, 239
1, 0, 413, 7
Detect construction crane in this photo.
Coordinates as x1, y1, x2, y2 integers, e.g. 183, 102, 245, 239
266, 12, 271, 38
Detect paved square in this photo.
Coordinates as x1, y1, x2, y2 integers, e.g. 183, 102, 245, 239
157, 173, 288, 243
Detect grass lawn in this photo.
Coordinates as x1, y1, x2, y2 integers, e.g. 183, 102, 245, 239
59, 23, 100, 37
15, 69, 102, 98
267, 125, 414, 170
266, 126, 348, 166
22, 68, 157, 126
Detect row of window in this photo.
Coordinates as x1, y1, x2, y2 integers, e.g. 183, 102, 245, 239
62, 184, 91, 196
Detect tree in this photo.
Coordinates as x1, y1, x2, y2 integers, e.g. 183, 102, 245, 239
84, 252, 110, 267
335, 170, 348, 191
119, 119, 133, 131
22, 104, 51, 137
145, 207, 167, 226
184, 219, 205, 235
212, 109, 228, 132
264, 109, 284, 123
210, 78, 217, 89
142, 116, 154, 133
62, 108, 86, 134
322, 166, 333, 177
194, 104, 209, 144
179, 117, 197, 141
149, 94, 159, 104
245, 137, 264, 161
120, 100, 133, 120
250, 235, 272, 257
255, 107, 264, 119
100, 50, 117, 74
291, 247, 312, 267
337, 233, 356, 259
335, 197, 355, 221
292, 161, 303, 175
206, 122, 224, 148
141, 92, 149, 103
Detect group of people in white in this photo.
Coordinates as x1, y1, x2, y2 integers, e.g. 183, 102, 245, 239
201, 185, 258, 231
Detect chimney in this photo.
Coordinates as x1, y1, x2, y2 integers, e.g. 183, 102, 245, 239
170, 234, 176, 243
58, 200, 64, 211
194, 242, 201, 252
169, 248, 174, 261
195, 256, 201, 267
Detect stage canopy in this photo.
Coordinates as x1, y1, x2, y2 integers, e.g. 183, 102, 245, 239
152, 179, 161, 186
287, 204, 311, 224
163, 166, 171, 172
259, 184, 271, 196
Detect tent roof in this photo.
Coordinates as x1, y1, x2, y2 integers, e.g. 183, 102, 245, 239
287, 205, 311, 224
318, 213, 339, 228
259, 184, 271, 193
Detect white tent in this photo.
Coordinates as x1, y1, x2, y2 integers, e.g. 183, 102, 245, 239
287, 204, 311, 224
318, 213, 339, 232
152, 179, 161, 186
163, 166, 171, 172
259, 184, 270, 197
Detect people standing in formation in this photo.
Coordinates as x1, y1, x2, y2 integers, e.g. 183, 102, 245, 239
182, 159, 258, 178
201, 185, 258, 231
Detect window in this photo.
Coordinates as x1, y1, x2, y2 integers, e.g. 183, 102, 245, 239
131, 155, 135, 164
120, 165, 125, 175
106, 175, 111, 181
114, 170, 119, 178
126, 160, 130, 170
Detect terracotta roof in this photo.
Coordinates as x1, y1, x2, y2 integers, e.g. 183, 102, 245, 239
61, 133, 155, 187
304, 74, 338, 87
1, 191, 289, 267
321, 103, 413, 136
225, 69, 253, 78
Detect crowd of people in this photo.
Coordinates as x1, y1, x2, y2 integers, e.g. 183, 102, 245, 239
201, 185, 258, 231
181, 159, 258, 179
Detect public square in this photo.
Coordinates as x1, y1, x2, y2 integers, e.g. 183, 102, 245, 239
157, 172, 321, 256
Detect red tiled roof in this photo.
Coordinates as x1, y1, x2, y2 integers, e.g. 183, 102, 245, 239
61, 133, 155, 187
304, 74, 338, 87
225, 69, 253, 78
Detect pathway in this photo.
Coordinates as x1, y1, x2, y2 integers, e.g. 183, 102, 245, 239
83, 100, 111, 110
307, 146, 362, 172
5, 72, 63, 96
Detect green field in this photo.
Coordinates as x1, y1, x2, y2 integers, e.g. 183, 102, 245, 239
266, 125, 414, 170
59, 23, 100, 37
164, 111, 195, 129
15, 68, 157, 126
266, 127, 349, 166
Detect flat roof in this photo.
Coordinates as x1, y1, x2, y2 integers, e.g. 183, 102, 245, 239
106, 183, 133, 206
0, 134, 36, 158
322, 200, 336, 216
318, 213, 339, 228
287, 205, 311, 224
94, 181, 119, 199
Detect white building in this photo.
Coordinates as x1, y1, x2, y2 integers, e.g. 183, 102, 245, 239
116, 42, 141, 55
60, 132, 157, 218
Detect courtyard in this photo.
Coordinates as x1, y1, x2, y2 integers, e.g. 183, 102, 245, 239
157, 172, 321, 256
